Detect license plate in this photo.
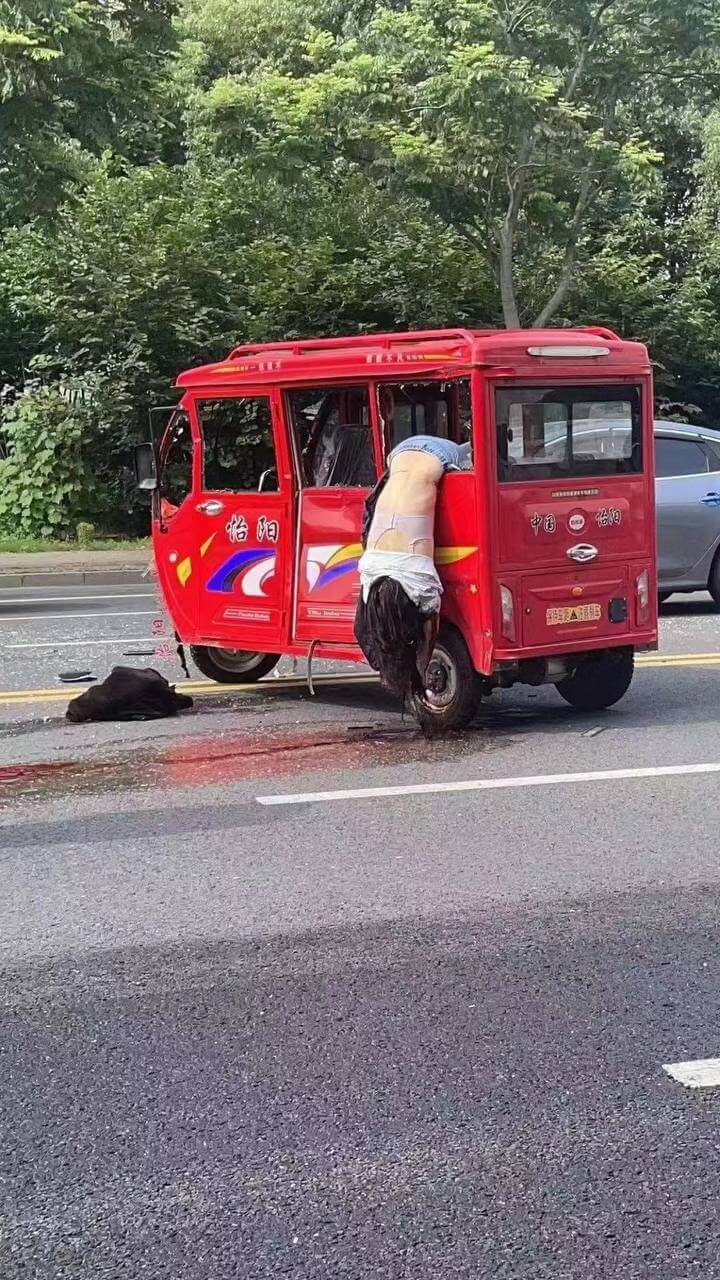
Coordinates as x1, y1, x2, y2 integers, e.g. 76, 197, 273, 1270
546, 603, 602, 625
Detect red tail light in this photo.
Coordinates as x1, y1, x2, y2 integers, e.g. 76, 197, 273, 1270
636, 569, 650, 624
500, 584, 516, 642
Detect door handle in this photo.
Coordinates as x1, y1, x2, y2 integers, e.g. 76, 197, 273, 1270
196, 499, 225, 516
567, 543, 598, 563
701, 493, 720, 507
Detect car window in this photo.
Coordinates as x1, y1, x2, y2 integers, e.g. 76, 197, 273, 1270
655, 436, 709, 478
286, 385, 376, 488
159, 412, 193, 508
199, 397, 278, 492
700, 439, 720, 473
380, 379, 472, 453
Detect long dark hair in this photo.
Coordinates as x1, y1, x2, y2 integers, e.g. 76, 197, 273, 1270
354, 577, 428, 700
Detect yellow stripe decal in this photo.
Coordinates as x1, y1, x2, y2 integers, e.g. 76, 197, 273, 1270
176, 557, 192, 587
435, 546, 477, 565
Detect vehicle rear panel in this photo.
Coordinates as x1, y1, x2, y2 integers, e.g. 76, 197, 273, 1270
487, 367, 657, 664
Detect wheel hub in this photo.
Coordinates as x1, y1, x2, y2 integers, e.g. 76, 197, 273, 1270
426, 659, 449, 695
422, 649, 457, 710
213, 648, 264, 674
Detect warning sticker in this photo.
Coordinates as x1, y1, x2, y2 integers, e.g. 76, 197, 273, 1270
546, 603, 602, 625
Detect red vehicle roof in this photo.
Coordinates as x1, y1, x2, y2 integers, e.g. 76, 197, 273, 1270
176, 327, 650, 390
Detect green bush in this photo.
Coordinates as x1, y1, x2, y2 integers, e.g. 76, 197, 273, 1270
0, 387, 93, 538
76, 521, 96, 546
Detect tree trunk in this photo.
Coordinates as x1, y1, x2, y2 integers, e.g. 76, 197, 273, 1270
498, 140, 533, 328
533, 169, 594, 328
498, 214, 521, 329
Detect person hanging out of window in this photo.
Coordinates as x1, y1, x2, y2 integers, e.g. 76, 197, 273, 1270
354, 435, 465, 701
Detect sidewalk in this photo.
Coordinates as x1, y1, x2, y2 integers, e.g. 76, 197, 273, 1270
0, 548, 153, 589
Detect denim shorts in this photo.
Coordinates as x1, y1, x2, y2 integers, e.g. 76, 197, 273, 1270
388, 435, 463, 472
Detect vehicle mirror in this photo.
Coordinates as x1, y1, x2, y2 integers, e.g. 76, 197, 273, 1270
134, 442, 158, 491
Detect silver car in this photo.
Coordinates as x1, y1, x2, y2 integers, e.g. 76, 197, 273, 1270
543, 416, 720, 604
654, 420, 720, 604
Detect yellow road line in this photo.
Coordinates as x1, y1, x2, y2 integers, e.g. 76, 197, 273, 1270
0, 672, 378, 707
636, 651, 720, 665
0, 654, 717, 708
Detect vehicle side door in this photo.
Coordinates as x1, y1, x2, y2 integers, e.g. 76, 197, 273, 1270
191, 390, 293, 652
152, 408, 200, 638
655, 432, 720, 579
289, 384, 379, 644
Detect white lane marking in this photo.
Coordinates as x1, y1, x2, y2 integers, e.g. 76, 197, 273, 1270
0, 592, 153, 607
0, 610, 156, 624
257, 761, 720, 807
663, 1058, 720, 1088
3, 637, 157, 650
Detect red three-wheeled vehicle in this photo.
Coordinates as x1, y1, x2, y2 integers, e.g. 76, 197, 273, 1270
136, 327, 657, 729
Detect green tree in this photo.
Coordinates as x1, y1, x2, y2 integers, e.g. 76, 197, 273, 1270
0, 383, 94, 536
0, 154, 489, 525
180, 0, 720, 327
0, 0, 180, 225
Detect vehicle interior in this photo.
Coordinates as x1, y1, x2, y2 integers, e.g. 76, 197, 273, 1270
286, 378, 473, 488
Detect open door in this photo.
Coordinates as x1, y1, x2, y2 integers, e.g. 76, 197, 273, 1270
288, 384, 379, 645
189, 390, 293, 652
152, 407, 200, 638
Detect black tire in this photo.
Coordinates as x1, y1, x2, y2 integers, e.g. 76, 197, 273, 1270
411, 625, 482, 731
190, 645, 280, 684
555, 647, 634, 711
708, 553, 720, 609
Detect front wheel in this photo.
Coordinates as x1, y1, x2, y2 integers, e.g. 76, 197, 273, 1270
411, 625, 483, 731
555, 647, 634, 711
190, 645, 279, 684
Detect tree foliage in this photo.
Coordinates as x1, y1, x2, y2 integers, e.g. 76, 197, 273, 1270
0, 384, 93, 536
0, 0, 180, 224
1, 0, 720, 530
181, 0, 720, 326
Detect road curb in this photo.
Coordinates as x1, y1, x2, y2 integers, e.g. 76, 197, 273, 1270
0, 569, 151, 589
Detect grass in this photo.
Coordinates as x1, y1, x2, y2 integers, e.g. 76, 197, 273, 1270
0, 536, 149, 555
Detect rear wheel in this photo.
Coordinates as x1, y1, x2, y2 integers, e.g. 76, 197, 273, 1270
190, 645, 279, 684
411, 625, 482, 731
708, 552, 720, 609
555, 647, 634, 711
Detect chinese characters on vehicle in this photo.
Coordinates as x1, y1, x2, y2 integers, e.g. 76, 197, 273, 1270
226, 514, 279, 544
530, 506, 622, 535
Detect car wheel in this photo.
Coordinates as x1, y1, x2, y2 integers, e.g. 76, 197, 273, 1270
708, 552, 720, 609
555, 647, 634, 711
190, 645, 280, 684
411, 625, 482, 731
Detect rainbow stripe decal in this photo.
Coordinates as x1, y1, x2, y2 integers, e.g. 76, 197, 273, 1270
306, 543, 476, 591
206, 548, 277, 596
306, 543, 364, 592
205, 543, 477, 597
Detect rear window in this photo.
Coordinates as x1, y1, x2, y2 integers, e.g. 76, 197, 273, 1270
496, 385, 642, 483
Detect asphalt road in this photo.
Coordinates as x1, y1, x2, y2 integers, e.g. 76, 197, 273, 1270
2, 585, 720, 1277
0, 581, 171, 691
